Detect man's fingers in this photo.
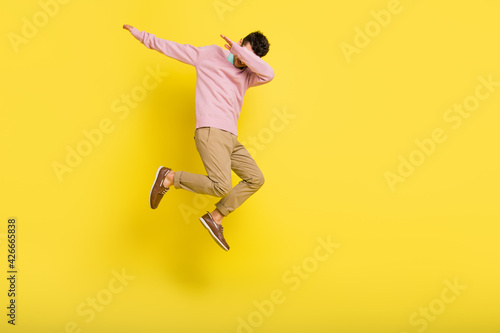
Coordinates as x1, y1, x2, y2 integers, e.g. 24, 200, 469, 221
221, 34, 233, 45
221, 35, 239, 50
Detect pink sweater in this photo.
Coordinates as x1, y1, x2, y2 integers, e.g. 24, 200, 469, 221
130, 28, 275, 136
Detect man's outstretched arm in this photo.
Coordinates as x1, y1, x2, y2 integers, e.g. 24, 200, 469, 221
221, 34, 275, 87
123, 24, 200, 67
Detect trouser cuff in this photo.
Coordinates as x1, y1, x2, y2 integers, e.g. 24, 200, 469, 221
173, 170, 182, 189
215, 202, 230, 217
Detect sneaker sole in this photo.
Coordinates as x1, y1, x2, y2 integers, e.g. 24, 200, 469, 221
150, 166, 166, 209
199, 217, 229, 251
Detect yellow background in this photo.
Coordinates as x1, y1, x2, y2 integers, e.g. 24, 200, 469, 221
1, 0, 499, 332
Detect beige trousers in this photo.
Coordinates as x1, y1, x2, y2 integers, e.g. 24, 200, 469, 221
173, 127, 265, 216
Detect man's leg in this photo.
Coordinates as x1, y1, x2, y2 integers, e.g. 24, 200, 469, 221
166, 127, 234, 197
214, 139, 265, 217
167, 127, 235, 250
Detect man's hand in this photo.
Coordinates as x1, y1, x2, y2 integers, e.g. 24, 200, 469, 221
220, 35, 242, 50
123, 24, 134, 32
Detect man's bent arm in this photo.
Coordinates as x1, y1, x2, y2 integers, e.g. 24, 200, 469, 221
230, 43, 275, 87
130, 27, 200, 67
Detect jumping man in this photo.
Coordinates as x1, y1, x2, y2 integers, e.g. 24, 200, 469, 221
123, 24, 275, 251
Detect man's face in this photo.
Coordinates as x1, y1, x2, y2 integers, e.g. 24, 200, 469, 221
234, 42, 253, 68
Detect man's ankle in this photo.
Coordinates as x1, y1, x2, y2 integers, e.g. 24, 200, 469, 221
211, 210, 224, 224
163, 172, 174, 188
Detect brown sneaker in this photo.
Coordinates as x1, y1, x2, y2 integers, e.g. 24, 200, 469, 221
199, 212, 230, 251
149, 166, 172, 209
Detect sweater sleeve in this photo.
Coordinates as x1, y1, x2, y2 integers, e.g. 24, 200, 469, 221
130, 27, 200, 67
230, 42, 275, 87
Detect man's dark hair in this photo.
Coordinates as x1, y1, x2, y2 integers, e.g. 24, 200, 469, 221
242, 31, 270, 58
